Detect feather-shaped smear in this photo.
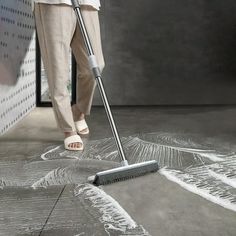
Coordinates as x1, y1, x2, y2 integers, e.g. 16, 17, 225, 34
75, 184, 150, 235
38, 132, 236, 211
0, 132, 236, 235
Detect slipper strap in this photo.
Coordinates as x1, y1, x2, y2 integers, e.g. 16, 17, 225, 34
64, 135, 83, 147
75, 119, 88, 132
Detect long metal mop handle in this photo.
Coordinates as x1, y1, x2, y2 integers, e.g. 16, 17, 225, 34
71, 0, 128, 166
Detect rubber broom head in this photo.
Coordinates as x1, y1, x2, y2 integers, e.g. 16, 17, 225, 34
92, 160, 159, 186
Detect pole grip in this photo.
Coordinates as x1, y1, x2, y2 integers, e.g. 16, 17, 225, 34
71, 0, 80, 8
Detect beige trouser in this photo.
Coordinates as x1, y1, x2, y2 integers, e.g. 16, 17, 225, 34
34, 3, 105, 132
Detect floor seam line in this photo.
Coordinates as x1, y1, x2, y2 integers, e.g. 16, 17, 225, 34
38, 185, 66, 236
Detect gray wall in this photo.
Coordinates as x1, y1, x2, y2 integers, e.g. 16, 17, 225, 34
0, 0, 36, 134
93, 0, 236, 105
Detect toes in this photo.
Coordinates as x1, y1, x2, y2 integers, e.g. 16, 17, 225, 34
77, 142, 82, 148
68, 142, 82, 148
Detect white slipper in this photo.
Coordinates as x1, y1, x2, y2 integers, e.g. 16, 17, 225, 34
64, 134, 83, 151
75, 119, 89, 135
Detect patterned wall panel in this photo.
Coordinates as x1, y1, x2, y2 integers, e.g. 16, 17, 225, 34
0, 0, 36, 135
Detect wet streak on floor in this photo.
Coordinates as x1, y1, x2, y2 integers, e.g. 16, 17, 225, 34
36, 185, 109, 236
0, 157, 148, 235
39, 184, 149, 236
0, 186, 64, 236
38, 132, 236, 211
0, 107, 236, 235
104, 174, 236, 236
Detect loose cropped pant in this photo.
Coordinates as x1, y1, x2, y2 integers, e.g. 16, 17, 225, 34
34, 3, 105, 132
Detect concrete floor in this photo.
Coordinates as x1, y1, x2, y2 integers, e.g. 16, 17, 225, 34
0, 106, 236, 235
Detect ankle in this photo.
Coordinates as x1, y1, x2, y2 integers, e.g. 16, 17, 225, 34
75, 113, 85, 122
64, 131, 77, 138
72, 106, 85, 122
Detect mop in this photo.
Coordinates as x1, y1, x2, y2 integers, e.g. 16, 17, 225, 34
71, 0, 159, 185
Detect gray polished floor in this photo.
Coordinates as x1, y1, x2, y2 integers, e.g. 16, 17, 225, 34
0, 106, 236, 236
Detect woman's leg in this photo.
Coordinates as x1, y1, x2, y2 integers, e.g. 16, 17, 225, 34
34, 3, 82, 149
71, 6, 105, 125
